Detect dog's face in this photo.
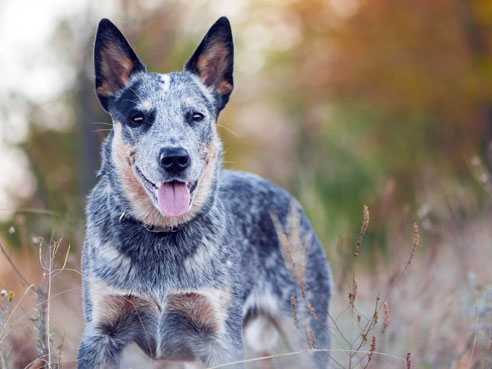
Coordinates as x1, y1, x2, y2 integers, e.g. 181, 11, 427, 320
94, 18, 233, 226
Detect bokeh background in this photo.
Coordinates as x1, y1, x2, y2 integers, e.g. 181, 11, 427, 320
0, 0, 491, 368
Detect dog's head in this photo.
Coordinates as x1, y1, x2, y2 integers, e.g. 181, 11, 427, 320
94, 17, 233, 227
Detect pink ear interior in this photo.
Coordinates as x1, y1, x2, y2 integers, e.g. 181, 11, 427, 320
96, 44, 136, 97
195, 44, 233, 95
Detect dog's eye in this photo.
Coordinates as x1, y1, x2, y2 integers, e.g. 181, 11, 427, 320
191, 112, 204, 122
131, 113, 145, 124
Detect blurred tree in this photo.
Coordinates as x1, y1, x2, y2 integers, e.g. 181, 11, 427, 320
287, 0, 492, 170
258, 0, 492, 250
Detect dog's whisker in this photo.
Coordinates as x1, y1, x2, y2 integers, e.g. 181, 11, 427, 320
89, 121, 113, 126
217, 124, 240, 137
121, 98, 142, 105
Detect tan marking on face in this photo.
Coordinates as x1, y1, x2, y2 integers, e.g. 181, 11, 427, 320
112, 123, 168, 227
185, 119, 219, 213
196, 44, 232, 95
89, 279, 154, 324
96, 44, 135, 97
165, 286, 231, 335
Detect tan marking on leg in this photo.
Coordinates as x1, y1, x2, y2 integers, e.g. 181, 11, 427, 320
165, 286, 230, 336
89, 279, 154, 324
166, 293, 218, 332
183, 119, 219, 217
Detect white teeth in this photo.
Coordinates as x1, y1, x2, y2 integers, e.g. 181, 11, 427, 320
135, 166, 158, 189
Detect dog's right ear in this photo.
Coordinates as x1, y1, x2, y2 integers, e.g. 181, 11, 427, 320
94, 19, 146, 111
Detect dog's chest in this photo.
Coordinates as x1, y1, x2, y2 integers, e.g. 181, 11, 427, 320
90, 280, 231, 360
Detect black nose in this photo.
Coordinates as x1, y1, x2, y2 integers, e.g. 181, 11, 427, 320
159, 147, 190, 174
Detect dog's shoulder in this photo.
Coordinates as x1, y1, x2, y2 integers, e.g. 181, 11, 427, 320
219, 169, 293, 203
218, 169, 301, 225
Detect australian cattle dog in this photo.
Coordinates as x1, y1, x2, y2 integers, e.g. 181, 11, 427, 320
77, 17, 332, 369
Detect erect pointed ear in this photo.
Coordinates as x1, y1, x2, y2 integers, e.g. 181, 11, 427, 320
94, 19, 146, 111
184, 17, 234, 111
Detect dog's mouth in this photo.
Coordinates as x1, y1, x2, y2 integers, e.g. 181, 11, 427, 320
134, 166, 198, 218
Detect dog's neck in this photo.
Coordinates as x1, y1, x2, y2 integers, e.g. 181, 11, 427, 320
108, 169, 223, 235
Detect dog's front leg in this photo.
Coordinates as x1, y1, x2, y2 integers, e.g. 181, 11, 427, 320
198, 312, 246, 369
76, 322, 134, 369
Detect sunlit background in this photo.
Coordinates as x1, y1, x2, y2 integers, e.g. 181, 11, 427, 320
1, 0, 491, 368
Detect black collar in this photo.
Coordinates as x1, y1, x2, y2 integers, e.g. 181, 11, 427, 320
118, 211, 185, 233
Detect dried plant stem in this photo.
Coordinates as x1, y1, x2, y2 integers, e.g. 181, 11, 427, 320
309, 329, 316, 348
482, 340, 492, 369
291, 296, 298, 328
303, 281, 351, 347
355, 205, 370, 258
348, 206, 370, 369
0, 241, 31, 287
205, 348, 408, 369
37, 239, 69, 369
468, 310, 480, 369
382, 301, 389, 333
46, 245, 53, 369
351, 296, 381, 367
362, 335, 376, 369
381, 223, 420, 309
306, 301, 318, 320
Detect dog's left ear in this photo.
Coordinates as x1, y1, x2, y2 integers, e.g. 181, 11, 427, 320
185, 17, 234, 111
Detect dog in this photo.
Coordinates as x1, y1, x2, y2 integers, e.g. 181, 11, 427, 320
77, 17, 332, 369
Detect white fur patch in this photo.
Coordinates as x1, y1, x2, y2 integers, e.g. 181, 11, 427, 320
140, 99, 152, 111
242, 287, 280, 317
244, 314, 279, 353
184, 362, 206, 369
160, 74, 170, 91
100, 243, 132, 275
185, 97, 194, 107
184, 236, 218, 274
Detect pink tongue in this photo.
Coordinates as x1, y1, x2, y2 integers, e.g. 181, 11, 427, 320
157, 182, 190, 218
